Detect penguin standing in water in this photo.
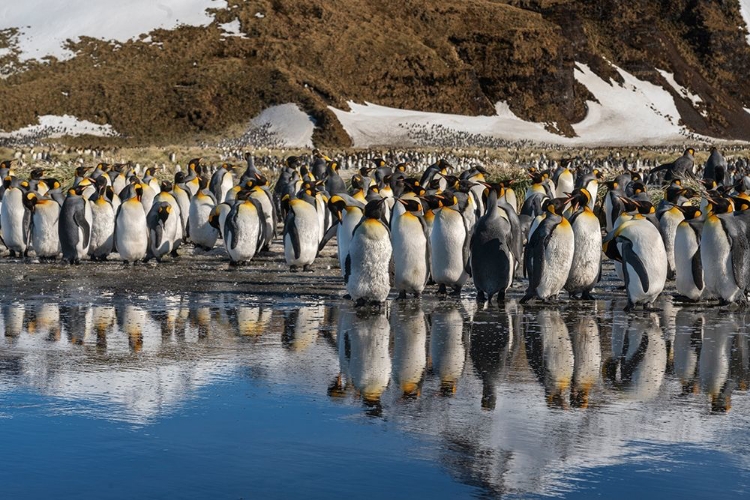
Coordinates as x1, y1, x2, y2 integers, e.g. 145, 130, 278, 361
1, 177, 30, 257
115, 184, 149, 264
390, 197, 430, 298
283, 189, 320, 271
431, 193, 471, 295
146, 201, 179, 262
59, 185, 92, 264
224, 190, 266, 266
674, 206, 706, 301
24, 192, 60, 260
345, 198, 392, 306
521, 198, 575, 303
188, 177, 219, 251
469, 187, 516, 303
89, 177, 116, 261
603, 213, 668, 311
564, 188, 601, 299
700, 196, 749, 305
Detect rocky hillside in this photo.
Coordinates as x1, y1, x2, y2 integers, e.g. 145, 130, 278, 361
1, 0, 750, 146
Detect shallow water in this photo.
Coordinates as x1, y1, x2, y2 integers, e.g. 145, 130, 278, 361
1, 293, 750, 499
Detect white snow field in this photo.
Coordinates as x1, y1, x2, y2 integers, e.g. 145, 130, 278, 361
0, 0, 226, 61
331, 62, 704, 148
251, 104, 315, 149
0, 114, 117, 139
740, 0, 750, 44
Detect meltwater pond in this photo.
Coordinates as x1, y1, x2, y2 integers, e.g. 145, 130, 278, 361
1, 294, 750, 499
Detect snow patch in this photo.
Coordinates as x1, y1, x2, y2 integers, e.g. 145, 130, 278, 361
219, 19, 246, 39
740, 0, 750, 45
657, 68, 706, 117
0, 0, 227, 61
331, 62, 704, 148
0, 115, 117, 139
251, 104, 315, 148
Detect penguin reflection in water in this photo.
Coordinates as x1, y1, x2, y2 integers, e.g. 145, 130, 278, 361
345, 199, 392, 306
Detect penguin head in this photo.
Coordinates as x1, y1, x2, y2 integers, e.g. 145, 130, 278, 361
208, 206, 222, 229
134, 184, 144, 202
636, 200, 655, 215
686, 147, 695, 157
396, 163, 408, 173
676, 205, 702, 220
236, 189, 253, 201
566, 188, 590, 212
30, 168, 44, 180
701, 179, 717, 190
188, 158, 202, 173
705, 195, 733, 215
732, 197, 750, 212
285, 156, 300, 169
0, 160, 13, 170
45, 178, 62, 191
157, 203, 172, 222
96, 162, 110, 172
75, 166, 90, 178
3, 176, 12, 189
397, 197, 423, 215
631, 182, 646, 196
198, 176, 209, 191
543, 198, 567, 215
23, 192, 38, 211
364, 198, 387, 220
351, 174, 365, 190
604, 180, 619, 190
160, 181, 173, 193
328, 195, 347, 222
174, 171, 186, 184
371, 158, 386, 168
67, 185, 88, 197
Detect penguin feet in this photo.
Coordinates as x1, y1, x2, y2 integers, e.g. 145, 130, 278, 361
354, 298, 367, 308
290, 265, 300, 272
413, 291, 421, 299
519, 293, 534, 304
343, 294, 352, 300
496, 292, 505, 304
581, 291, 596, 300
303, 265, 313, 272
437, 284, 448, 295
476, 291, 486, 303
450, 285, 462, 297
623, 301, 635, 312
170, 249, 180, 259
397, 290, 407, 300
8, 250, 16, 258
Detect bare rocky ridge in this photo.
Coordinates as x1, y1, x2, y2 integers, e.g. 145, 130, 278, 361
0, 0, 749, 146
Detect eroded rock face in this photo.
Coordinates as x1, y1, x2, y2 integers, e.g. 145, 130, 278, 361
0, 0, 749, 146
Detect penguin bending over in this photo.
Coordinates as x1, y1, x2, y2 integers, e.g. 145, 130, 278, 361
146, 201, 180, 262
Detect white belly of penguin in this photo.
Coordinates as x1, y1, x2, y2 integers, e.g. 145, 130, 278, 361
346, 222, 392, 302
674, 224, 704, 300
189, 198, 218, 249
284, 205, 319, 266
430, 209, 468, 286
116, 204, 148, 261
227, 208, 261, 262
536, 225, 574, 300
31, 207, 60, 257
618, 223, 667, 305
391, 213, 428, 293
566, 214, 601, 293
1, 190, 27, 251
701, 218, 740, 302
90, 202, 115, 256
660, 210, 684, 275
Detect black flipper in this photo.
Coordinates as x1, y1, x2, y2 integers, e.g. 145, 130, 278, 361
284, 211, 302, 260
691, 250, 704, 291
621, 238, 649, 292
318, 221, 339, 253
73, 207, 90, 246
152, 222, 164, 250
227, 205, 241, 250
344, 253, 351, 285
419, 215, 432, 284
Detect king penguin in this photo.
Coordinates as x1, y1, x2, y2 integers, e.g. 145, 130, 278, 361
188, 177, 219, 251
345, 198, 392, 305
391, 197, 430, 298
283, 189, 320, 271
25, 192, 61, 260
564, 188, 602, 299
521, 198, 575, 303
674, 206, 706, 301
1, 177, 30, 257
115, 184, 149, 263
59, 185, 93, 264
224, 190, 266, 265
88, 176, 116, 260
146, 201, 179, 262
430, 192, 471, 295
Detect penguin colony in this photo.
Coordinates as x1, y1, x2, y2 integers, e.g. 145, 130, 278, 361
0, 146, 748, 311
